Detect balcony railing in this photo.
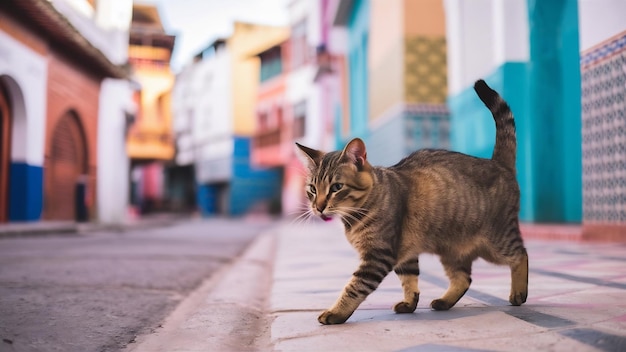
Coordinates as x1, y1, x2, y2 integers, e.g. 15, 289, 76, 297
254, 129, 281, 148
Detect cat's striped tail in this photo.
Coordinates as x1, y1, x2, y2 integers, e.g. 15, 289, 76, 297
474, 79, 516, 171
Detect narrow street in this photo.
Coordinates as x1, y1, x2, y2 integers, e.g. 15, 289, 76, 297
0, 218, 273, 352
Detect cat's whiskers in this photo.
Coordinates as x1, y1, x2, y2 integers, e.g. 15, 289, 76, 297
332, 206, 374, 227
289, 202, 315, 226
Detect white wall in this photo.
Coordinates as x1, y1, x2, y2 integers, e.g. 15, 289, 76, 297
171, 46, 234, 183
194, 50, 233, 162
51, 0, 133, 65
0, 31, 48, 168
171, 67, 195, 166
288, 65, 320, 148
97, 78, 133, 224
444, 0, 528, 94
578, 0, 626, 51
288, 0, 325, 150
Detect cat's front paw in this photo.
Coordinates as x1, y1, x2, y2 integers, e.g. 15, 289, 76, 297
394, 292, 419, 313
318, 310, 349, 325
430, 298, 453, 311
509, 291, 527, 306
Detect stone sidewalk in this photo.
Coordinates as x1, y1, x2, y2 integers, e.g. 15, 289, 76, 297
269, 220, 626, 351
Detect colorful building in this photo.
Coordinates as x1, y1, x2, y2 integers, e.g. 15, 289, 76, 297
332, 0, 449, 166
172, 23, 288, 216
0, 0, 133, 223
126, 4, 176, 214
443, 0, 625, 238
249, 0, 351, 216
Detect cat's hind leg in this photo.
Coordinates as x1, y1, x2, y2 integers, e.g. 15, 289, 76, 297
431, 257, 472, 311
489, 227, 528, 306
393, 257, 420, 313
508, 248, 528, 306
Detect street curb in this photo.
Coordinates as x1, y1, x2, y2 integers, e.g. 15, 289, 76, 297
126, 228, 278, 352
0, 216, 185, 239
0, 223, 79, 238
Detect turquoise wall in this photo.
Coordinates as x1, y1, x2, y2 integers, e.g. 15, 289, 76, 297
527, 0, 582, 222
448, 0, 582, 223
347, 0, 369, 139
449, 63, 533, 221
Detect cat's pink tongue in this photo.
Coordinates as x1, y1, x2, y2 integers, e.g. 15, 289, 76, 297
321, 215, 332, 222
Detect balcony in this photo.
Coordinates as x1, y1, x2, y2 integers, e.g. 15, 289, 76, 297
126, 130, 175, 161
252, 127, 289, 167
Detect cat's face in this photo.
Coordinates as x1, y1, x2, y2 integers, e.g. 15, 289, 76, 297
296, 138, 373, 222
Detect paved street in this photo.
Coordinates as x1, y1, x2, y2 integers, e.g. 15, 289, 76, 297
269, 221, 626, 351
2, 218, 626, 352
0, 218, 272, 352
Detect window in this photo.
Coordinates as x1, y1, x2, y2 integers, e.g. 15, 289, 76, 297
260, 46, 283, 82
258, 112, 269, 131
293, 101, 306, 138
290, 20, 308, 69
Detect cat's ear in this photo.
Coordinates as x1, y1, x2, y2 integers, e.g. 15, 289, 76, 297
295, 142, 323, 167
341, 138, 368, 168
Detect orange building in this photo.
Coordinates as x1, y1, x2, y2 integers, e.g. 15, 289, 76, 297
126, 4, 176, 214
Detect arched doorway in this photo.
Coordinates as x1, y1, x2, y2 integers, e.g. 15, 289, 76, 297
44, 111, 88, 220
0, 82, 10, 223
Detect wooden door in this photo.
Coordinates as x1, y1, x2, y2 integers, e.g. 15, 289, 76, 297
0, 84, 10, 222
45, 112, 87, 220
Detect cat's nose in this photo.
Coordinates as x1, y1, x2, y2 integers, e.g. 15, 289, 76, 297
315, 202, 326, 213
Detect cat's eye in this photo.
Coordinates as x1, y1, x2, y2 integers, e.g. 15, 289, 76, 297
308, 184, 317, 194
330, 183, 343, 192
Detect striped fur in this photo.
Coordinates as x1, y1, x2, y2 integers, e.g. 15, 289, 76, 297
297, 80, 528, 325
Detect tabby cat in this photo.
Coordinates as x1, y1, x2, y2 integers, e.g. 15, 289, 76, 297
296, 79, 528, 325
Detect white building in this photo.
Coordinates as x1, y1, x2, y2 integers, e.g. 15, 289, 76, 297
287, 0, 328, 152
173, 40, 234, 184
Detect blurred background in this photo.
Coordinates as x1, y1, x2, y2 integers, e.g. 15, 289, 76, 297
0, 0, 624, 239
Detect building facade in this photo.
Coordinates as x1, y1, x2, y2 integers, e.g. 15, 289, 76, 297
444, 0, 626, 239
332, 0, 449, 167
0, 0, 132, 223
578, 0, 626, 239
248, 0, 351, 216
172, 23, 288, 216
126, 4, 176, 215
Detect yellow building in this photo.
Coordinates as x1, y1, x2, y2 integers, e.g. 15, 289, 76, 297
369, 0, 447, 121
169, 22, 289, 216
126, 4, 176, 214
334, 0, 448, 165
126, 4, 176, 161
228, 22, 289, 136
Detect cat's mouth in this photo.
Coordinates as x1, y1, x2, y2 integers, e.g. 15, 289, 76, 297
320, 214, 333, 222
